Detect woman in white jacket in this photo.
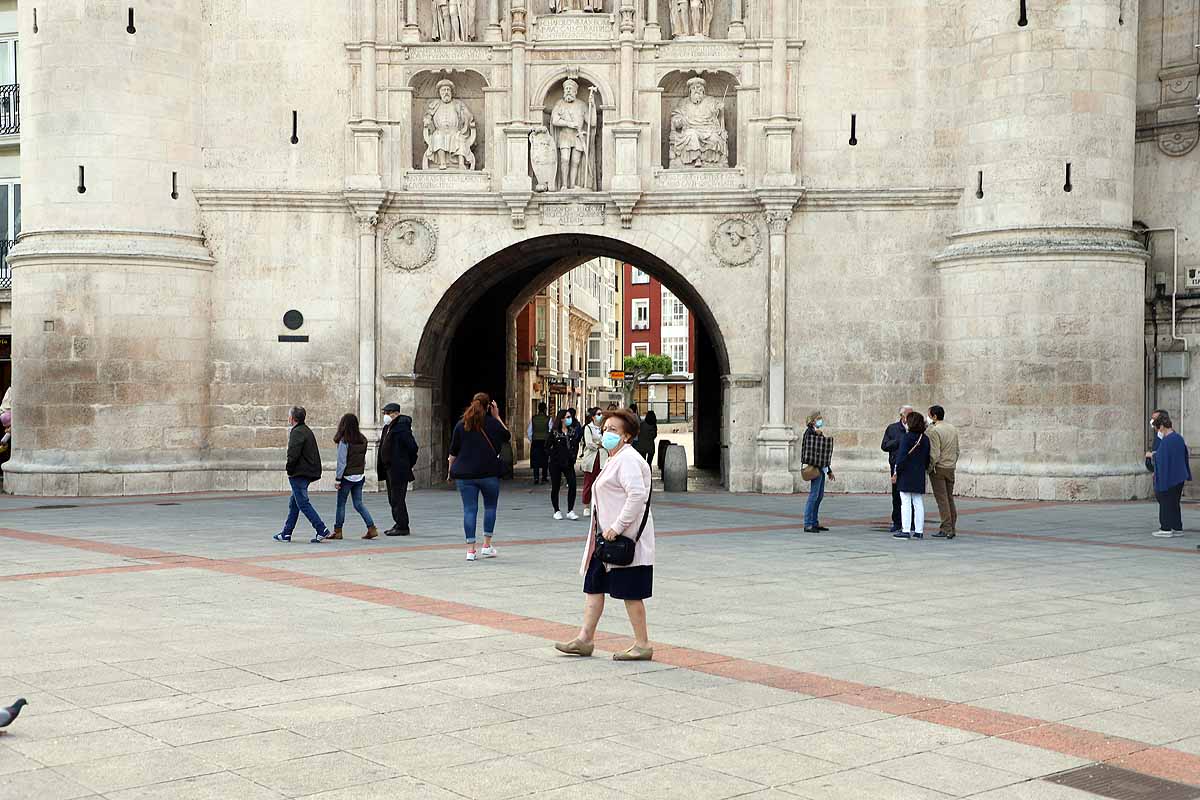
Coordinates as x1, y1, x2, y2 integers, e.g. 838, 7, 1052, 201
576, 407, 607, 517
555, 408, 655, 662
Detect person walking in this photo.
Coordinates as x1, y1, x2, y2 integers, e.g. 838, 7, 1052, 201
555, 408, 655, 662
377, 402, 419, 536
892, 411, 931, 540
926, 405, 959, 539
528, 402, 551, 485
881, 405, 914, 532
330, 413, 379, 541
578, 407, 607, 518
800, 410, 835, 533
1148, 413, 1190, 537
636, 409, 658, 467
274, 406, 333, 544
449, 393, 511, 561
548, 410, 580, 521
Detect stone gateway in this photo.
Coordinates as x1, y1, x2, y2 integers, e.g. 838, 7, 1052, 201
5, 1, 1173, 503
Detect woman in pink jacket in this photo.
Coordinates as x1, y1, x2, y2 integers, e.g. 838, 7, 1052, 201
555, 408, 655, 661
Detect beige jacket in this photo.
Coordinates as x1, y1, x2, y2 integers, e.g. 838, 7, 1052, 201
927, 421, 960, 471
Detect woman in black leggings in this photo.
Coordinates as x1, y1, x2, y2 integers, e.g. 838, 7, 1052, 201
547, 409, 579, 521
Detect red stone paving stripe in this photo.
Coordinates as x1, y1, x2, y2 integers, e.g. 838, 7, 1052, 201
4, 525, 1200, 786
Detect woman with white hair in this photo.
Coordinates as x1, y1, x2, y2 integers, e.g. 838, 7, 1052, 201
800, 410, 835, 533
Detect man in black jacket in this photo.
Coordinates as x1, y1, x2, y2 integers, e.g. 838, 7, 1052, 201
274, 406, 332, 543
880, 404, 913, 533
378, 402, 420, 536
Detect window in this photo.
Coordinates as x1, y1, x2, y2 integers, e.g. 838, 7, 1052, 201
661, 288, 687, 328
632, 343, 650, 357
0, 180, 21, 242
631, 299, 650, 330
536, 304, 546, 344
587, 335, 603, 378
663, 336, 688, 374
548, 301, 559, 371
631, 267, 650, 285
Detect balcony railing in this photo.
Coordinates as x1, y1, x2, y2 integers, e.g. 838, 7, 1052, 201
638, 401, 693, 424
0, 240, 13, 290
0, 85, 18, 135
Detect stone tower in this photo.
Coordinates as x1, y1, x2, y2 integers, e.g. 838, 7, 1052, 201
8, 2, 212, 495
934, 0, 1147, 500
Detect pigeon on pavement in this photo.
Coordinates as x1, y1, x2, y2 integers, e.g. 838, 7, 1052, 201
0, 698, 26, 731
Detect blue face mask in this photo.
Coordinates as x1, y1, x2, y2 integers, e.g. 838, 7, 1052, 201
601, 432, 622, 451
565, 417, 573, 426
814, 419, 824, 429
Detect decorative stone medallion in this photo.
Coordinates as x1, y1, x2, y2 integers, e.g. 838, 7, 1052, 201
382, 218, 438, 271
711, 216, 761, 267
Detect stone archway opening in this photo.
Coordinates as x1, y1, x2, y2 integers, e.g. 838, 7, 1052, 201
412, 233, 732, 488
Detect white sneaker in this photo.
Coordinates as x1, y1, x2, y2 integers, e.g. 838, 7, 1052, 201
466, 550, 477, 561
583, 506, 591, 517
553, 511, 564, 521
566, 511, 580, 521
481, 545, 498, 558
1153, 530, 1185, 538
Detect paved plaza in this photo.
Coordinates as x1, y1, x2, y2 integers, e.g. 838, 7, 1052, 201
0, 485, 1198, 799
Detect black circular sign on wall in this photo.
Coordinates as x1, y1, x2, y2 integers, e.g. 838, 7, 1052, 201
283, 310, 304, 331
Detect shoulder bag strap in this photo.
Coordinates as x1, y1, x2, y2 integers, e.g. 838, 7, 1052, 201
592, 460, 653, 543
480, 425, 497, 455
907, 434, 924, 456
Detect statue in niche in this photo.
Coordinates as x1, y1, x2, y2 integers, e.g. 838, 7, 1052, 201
422, 79, 477, 170
550, 0, 605, 11
670, 76, 729, 168
529, 127, 558, 192
669, 0, 714, 37
550, 78, 598, 191
432, 0, 475, 41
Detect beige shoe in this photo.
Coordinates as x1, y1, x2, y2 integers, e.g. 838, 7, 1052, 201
363, 526, 379, 540
613, 645, 653, 662
554, 639, 595, 657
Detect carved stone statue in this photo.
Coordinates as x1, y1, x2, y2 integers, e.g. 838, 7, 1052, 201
550, 0, 605, 10
432, 0, 475, 41
670, 77, 729, 168
529, 126, 558, 192
670, 0, 714, 37
423, 80, 477, 170
550, 78, 598, 191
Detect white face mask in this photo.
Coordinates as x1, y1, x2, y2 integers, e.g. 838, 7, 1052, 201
1150, 419, 1158, 430
1158, 431, 1166, 439
926, 417, 934, 426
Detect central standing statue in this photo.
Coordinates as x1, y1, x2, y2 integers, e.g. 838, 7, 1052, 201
670, 0, 714, 37
670, 76, 729, 168
422, 79, 477, 170
550, 78, 597, 191
549, 0, 605, 10
432, 0, 475, 41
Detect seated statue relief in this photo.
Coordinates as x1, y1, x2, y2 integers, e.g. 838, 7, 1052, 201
549, 0, 605, 10
669, 77, 729, 168
423, 79, 477, 171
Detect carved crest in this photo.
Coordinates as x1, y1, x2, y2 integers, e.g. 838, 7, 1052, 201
711, 216, 762, 267
529, 126, 559, 192
382, 218, 438, 271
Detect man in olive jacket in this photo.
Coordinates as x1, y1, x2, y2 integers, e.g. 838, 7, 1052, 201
274, 406, 332, 543
378, 402, 419, 536
926, 405, 960, 539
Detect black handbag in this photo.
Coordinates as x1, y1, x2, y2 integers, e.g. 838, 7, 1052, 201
593, 483, 653, 567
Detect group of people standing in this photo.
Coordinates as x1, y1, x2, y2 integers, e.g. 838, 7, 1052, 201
800, 404, 961, 539
528, 401, 659, 522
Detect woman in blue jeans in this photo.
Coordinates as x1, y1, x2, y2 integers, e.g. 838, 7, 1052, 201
330, 413, 379, 540
800, 410, 835, 533
447, 392, 511, 561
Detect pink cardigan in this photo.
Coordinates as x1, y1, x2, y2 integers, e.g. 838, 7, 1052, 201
580, 444, 655, 575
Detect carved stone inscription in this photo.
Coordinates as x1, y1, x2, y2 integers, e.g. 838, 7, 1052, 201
535, 13, 614, 41
540, 201, 606, 226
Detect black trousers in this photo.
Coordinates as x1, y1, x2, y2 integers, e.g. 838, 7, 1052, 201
1156, 483, 1184, 532
386, 475, 410, 532
531, 441, 548, 482
550, 464, 576, 512
891, 479, 902, 527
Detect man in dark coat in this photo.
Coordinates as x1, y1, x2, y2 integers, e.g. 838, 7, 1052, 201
880, 405, 913, 532
378, 402, 419, 536
1147, 412, 1190, 537
274, 406, 332, 543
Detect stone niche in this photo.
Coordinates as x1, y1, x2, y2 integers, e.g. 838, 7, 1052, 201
411, 0, 488, 42
410, 69, 489, 172
653, 0, 733, 39
659, 70, 738, 169
533, 75, 605, 192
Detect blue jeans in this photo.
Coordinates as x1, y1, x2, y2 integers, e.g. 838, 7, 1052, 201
804, 471, 826, 527
282, 476, 328, 536
335, 479, 375, 529
457, 477, 500, 544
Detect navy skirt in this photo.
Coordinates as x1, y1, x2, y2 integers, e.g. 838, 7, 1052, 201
583, 556, 653, 600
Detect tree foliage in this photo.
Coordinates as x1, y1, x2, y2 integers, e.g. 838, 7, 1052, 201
623, 353, 673, 403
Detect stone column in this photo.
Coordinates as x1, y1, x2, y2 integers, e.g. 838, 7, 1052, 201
502, 0, 533, 227
485, 0, 504, 41
610, 0, 644, 226
403, 0, 420, 41
361, 0, 378, 119
644, 0, 662, 41
727, 0, 745, 40
356, 212, 380, 429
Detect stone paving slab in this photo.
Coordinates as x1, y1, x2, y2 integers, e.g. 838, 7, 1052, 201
0, 488, 1198, 798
